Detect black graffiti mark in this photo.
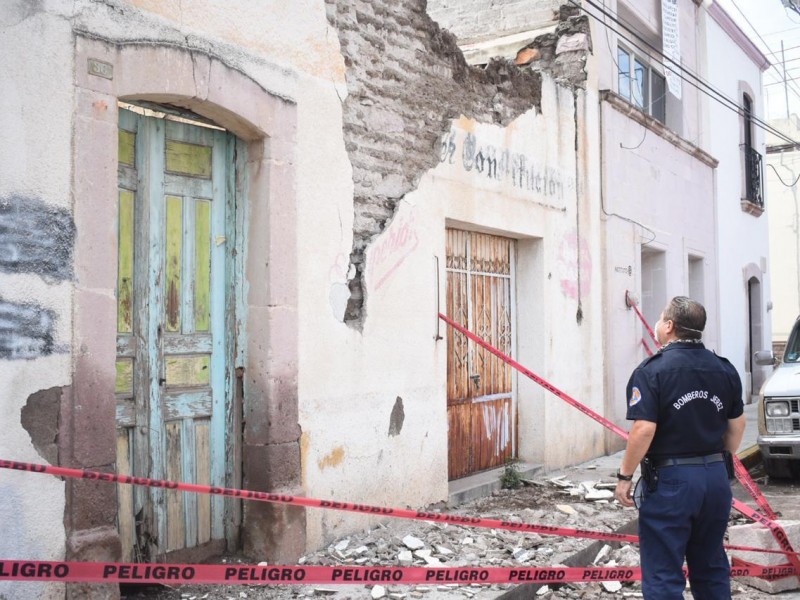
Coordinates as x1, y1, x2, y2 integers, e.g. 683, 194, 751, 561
0, 195, 75, 281
0, 297, 57, 360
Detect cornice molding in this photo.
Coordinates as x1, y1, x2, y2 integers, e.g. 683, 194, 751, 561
600, 90, 719, 168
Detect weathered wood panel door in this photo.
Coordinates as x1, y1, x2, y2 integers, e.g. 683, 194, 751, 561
115, 107, 236, 559
446, 230, 516, 480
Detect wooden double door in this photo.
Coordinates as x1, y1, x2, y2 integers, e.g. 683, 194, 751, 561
446, 229, 517, 480
115, 107, 238, 559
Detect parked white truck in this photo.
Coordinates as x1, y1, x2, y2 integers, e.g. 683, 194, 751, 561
755, 317, 800, 479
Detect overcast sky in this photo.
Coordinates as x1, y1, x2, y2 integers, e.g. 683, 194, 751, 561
714, 0, 800, 120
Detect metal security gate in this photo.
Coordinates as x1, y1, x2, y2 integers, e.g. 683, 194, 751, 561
115, 106, 237, 560
445, 229, 516, 480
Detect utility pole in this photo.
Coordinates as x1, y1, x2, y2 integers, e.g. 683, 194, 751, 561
783, 40, 791, 119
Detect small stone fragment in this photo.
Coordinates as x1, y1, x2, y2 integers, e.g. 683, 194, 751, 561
371, 585, 387, 599
556, 504, 577, 515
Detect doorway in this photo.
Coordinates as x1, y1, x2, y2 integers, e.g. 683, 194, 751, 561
445, 229, 516, 480
115, 106, 239, 560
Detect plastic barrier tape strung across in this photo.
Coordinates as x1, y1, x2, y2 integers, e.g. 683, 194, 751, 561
437, 312, 800, 580
0, 459, 794, 558
0, 560, 797, 585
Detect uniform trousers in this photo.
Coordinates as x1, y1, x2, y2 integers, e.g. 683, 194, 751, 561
638, 461, 732, 600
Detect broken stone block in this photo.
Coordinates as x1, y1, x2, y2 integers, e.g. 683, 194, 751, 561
602, 581, 623, 592
555, 33, 590, 55
556, 504, 577, 515
585, 489, 614, 501
729, 520, 800, 593
398, 550, 413, 566
371, 585, 387, 599
403, 535, 425, 550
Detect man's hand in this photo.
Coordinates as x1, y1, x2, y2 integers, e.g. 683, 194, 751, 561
615, 479, 635, 507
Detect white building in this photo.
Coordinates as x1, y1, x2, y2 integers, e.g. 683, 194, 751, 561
766, 116, 800, 349
0, 1, 773, 598
705, 2, 772, 400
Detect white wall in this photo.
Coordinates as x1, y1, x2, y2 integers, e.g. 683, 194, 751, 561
766, 118, 800, 343
706, 4, 772, 398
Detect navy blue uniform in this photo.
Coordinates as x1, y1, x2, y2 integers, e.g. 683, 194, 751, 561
626, 342, 743, 600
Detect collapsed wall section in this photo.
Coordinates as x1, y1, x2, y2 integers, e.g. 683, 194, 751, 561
326, 0, 542, 326
326, 0, 590, 326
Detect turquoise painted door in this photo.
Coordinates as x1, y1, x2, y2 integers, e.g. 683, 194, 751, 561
115, 107, 236, 559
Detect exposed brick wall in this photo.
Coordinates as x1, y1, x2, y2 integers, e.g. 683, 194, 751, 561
327, 0, 542, 326
327, 0, 590, 327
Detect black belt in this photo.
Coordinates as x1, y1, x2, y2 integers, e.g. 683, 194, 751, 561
652, 453, 725, 468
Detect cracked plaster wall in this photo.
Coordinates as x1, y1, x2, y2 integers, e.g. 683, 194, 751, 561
326, 0, 591, 326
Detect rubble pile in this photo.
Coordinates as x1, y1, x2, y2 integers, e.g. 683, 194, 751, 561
126, 474, 773, 600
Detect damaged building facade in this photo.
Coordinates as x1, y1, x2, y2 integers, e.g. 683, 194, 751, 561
0, 0, 770, 598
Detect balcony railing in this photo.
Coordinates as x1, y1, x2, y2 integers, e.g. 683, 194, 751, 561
744, 145, 764, 208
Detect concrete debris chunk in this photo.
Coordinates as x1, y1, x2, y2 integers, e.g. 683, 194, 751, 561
334, 539, 350, 552
593, 544, 611, 565
536, 585, 550, 596
549, 476, 572, 488
585, 489, 614, 501
556, 504, 577, 515
435, 544, 454, 555
371, 585, 387, 599
398, 550, 413, 566
602, 581, 623, 592
403, 535, 425, 550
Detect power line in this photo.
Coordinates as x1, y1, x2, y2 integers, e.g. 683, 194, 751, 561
727, 0, 800, 104
569, 0, 800, 147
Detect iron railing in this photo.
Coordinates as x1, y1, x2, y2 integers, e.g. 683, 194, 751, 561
744, 145, 764, 208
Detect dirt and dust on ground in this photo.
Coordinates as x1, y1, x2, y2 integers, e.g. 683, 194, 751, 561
120, 469, 783, 600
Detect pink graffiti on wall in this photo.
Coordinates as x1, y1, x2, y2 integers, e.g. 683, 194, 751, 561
557, 231, 592, 300
367, 213, 419, 291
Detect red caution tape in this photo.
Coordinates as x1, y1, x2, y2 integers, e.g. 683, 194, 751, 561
0, 460, 637, 545
732, 557, 800, 581
438, 313, 629, 440
0, 459, 795, 558
0, 559, 794, 585
625, 291, 660, 350
437, 313, 800, 578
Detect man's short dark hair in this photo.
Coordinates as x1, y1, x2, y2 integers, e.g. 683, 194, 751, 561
663, 296, 706, 340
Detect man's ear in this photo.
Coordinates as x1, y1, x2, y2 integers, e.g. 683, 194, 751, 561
664, 319, 675, 335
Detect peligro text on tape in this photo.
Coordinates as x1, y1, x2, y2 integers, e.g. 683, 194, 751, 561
731, 557, 799, 581
2, 560, 796, 585
1, 459, 795, 559
437, 312, 800, 574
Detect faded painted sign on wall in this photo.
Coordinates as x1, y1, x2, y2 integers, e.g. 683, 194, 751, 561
436, 124, 575, 208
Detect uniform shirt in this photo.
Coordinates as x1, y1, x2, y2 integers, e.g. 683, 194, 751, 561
626, 341, 744, 459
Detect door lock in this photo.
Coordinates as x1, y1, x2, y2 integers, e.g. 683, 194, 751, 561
470, 374, 481, 389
